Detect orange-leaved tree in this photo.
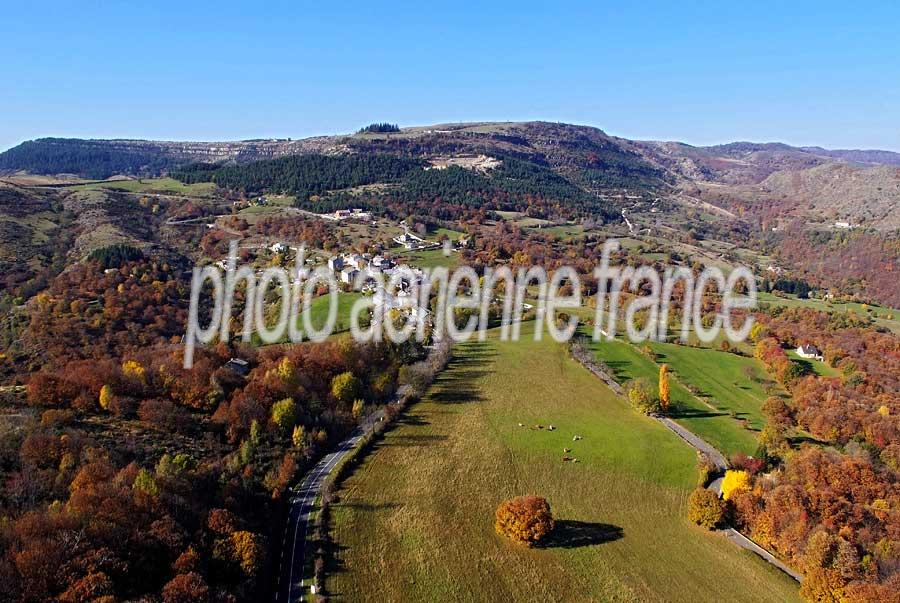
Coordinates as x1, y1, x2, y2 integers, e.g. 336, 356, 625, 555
658, 364, 670, 413
495, 495, 555, 546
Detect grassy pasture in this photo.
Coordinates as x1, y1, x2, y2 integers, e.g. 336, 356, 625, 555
786, 350, 839, 378
253, 292, 364, 345
395, 247, 460, 269
71, 177, 217, 197
646, 341, 775, 431
326, 326, 800, 602
589, 338, 759, 457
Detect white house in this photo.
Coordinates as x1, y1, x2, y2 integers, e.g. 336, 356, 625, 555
270, 242, 289, 254
328, 256, 344, 272
796, 343, 824, 361
340, 267, 360, 284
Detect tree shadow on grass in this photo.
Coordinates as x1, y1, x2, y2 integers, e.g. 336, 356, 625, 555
668, 407, 728, 419
535, 520, 624, 549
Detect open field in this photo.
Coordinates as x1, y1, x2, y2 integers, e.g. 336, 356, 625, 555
646, 342, 777, 431
253, 292, 364, 345
394, 247, 460, 269
529, 223, 587, 240
65, 177, 217, 197
787, 350, 839, 378
326, 327, 800, 602
589, 338, 759, 456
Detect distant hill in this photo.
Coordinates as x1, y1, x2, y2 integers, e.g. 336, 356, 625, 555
1, 121, 897, 231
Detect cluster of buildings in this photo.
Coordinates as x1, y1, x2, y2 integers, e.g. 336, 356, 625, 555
322, 208, 373, 221
327, 252, 431, 321
328, 252, 426, 286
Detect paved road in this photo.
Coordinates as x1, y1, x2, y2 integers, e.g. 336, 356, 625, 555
657, 418, 728, 482
721, 528, 803, 582
275, 411, 384, 603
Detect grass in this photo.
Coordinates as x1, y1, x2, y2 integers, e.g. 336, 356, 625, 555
588, 337, 759, 457
71, 177, 216, 197
431, 226, 465, 240
325, 326, 800, 602
647, 341, 776, 431
787, 350, 839, 378
395, 247, 460, 269
253, 292, 364, 345
528, 224, 585, 240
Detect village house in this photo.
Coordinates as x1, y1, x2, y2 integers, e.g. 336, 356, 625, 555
340, 267, 360, 284
328, 256, 344, 272
394, 232, 425, 250
796, 343, 824, 361
223, 358, 250, 376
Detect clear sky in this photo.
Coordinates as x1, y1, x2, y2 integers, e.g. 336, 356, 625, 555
2, 1, 898, 151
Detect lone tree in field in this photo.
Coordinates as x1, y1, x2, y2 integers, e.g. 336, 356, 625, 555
495, 495, 555, 546
687, 487, 726, 529
658, 364, 670, 413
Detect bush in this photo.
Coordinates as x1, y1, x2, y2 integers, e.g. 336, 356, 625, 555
626, 378, 661, 415
687, 488, 726, 529
696, 454, 718, 488
494, 495, 555, 546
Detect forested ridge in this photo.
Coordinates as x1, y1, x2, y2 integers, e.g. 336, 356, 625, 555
171, 153, 424, 198
0, 139, 183, 179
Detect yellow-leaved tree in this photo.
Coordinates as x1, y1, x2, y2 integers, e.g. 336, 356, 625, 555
721, 469, 751, 501
99, 384, 114, 411
658, 364, 670, 413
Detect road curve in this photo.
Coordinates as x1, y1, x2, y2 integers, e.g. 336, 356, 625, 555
275, 412, 383, 603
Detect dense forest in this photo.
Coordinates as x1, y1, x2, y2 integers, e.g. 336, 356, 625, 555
0, 256, 434, 601
172, 153, 619, 222
739, 307, 900, 600
0, 139, 183, 179
171, 154, 424, 199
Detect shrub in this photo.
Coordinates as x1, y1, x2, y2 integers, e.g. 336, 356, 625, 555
138, 399, 187, 431
696, 454, 718, 487
626, 378, 661, 415
495, 495, 555, 546
687, 487, 726, 529
730, 452, 765, 475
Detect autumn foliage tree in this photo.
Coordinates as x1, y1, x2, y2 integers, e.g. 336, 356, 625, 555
495, 495, 555, 546
658, 364, 670, 413
720, 470, 751, 501
687, 487, 726, 529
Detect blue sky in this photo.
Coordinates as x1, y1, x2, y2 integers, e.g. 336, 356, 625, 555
2, 1, 898, 151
